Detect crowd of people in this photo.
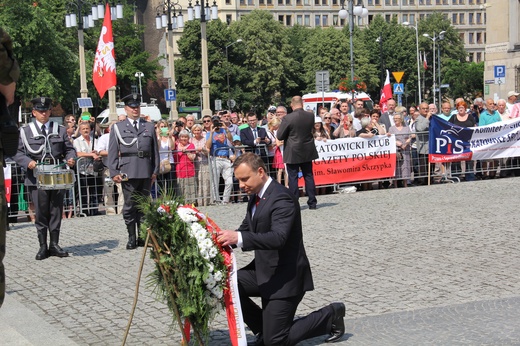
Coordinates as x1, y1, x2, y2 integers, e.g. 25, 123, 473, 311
8, 90, 520, 225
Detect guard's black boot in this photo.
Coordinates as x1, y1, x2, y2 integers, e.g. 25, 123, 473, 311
126, 223, 137, 250
136, 222, 145, 247
48, 231, 69, 257
35, 230, 49, 260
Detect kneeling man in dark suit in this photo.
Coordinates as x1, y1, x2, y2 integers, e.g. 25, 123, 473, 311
217, 152, 345, 346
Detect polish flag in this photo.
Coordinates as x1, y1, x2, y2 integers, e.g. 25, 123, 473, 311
422, 51, 428, 70
93, 3, 117, 98
379, 70, 392, 113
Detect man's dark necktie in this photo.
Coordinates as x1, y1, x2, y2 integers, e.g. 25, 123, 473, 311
41, 124, 47, 136
133, 120, 138, 131
255, 195, 260, 207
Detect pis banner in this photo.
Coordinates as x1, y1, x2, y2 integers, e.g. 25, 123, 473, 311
429, 116, 520, 163
300, 135, 397, 186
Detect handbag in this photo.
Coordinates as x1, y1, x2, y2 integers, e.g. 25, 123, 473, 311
93, 159, 105, 173
159, 159, 171, 174
396, 149, 403, 161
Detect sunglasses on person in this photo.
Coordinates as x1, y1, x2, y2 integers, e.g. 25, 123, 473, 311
323, 117, 331, 120
203, 120, 211, 123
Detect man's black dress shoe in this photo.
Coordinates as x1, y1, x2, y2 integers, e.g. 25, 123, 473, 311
309, 205, 317, 210
247, 332, 264, 346
325, 302, 345, 343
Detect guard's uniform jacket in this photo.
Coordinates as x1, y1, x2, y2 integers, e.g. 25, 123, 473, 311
107, 118, 159, 179
13, 121, 76, 186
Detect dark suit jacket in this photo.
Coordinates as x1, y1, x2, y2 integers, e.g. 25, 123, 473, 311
276, 108, 318, 164
380, 111, 393, 132
240, 126, 269, 158
237, 180, 314, 300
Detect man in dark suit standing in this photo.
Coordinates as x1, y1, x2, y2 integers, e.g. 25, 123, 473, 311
277, 96, 318, 209
217, 153, 345, 346
240, 111, 271, 164
108, 93, 159, 250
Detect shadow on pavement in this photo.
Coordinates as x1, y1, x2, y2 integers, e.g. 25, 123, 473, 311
65, 239, 119, 256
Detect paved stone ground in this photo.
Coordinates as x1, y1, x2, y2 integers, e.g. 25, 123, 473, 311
2, 177, 520, 345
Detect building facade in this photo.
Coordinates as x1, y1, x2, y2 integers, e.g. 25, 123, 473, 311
483, 0, 520, 100
140, 0, 489, 92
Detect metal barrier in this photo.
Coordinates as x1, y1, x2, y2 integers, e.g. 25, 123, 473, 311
7, 133, 520, 221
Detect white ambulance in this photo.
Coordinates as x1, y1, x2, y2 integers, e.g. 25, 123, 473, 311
302, 91, 374, 115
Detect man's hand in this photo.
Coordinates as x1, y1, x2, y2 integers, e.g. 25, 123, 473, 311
27, 160, 37, 170
67, 158, 76, 167
112, 174, 122, 183
216, 229, 238, 247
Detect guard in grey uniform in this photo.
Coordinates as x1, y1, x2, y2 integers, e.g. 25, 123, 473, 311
107, 94, 159, 250
13, 97, 76, 260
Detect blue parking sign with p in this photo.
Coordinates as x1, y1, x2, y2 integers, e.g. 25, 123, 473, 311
494, 65, 505, 78
165, 89, 176, 101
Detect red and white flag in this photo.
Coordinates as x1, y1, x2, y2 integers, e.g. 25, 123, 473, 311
93, 3, 117, 98
379, 69, 392, 113
422, 51, 428, 70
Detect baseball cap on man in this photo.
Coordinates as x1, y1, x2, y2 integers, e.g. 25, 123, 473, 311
121, 93, 142, 107
507, 91, 519, 98
31, 97, 52, 111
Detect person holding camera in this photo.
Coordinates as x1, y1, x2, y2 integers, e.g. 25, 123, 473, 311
205, 115, 234, 204
108, 93, 159, 250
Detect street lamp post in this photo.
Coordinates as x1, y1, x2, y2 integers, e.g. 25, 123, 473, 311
376, 34, 384, 87
156, 0, 184, 120
134, 71, 144, 98
338, 0, 368, 83
423, 31, 446, 109
187, 1, 218, 117
225, 39, 243, 110
65, 1, 123, 111
403, 21, 422, 104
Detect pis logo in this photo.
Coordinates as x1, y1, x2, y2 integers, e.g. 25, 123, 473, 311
435, 128, 467, 154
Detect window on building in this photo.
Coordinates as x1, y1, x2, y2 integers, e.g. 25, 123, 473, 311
322, 14, 328, 26
419, 13, 425, 20
385, 0, 390, 5
279, 15, 284, 23
459, 13, 464, 24
402, 14, 408, 22
375, 0, 381, 4
279, 0, 284, 4
240, 0, 245, 4
303, 0, 309, 4
226, 0, 231, 4
469, 0, 474, 3
367, 0, 373, 5
409, 0, 415, 4
459, 0, 465, 4
410, 14, 415, 22
322, 0, 327, 4
332, 0, 337, 4
477, 32, 482, 44
286, 15, 292, 25
332, 15, 338, 25
304, 14, 310, 26
402, 0, 407, 4
476, 52, 482, 62
286, 0, 291, 3
297, 15, 303, 25
248, 0, 254, 4
426, 0, 431, 4
468, 52, 473, 62
226, 14, 232, 24
259, 0, 265, 3
469, 32, 474, 43
459, 32, 465, 43
436, 0, 441, 4
340, 18, 346, 26
452, 13, 457, 24
469, 12, 474, 24
393, 0, 397, 4
296, 0, 302, 4
267, 0, 272, 4
476, 12, 482, 24
385, 14, 391, 22
315, 14, 320, 26
452, 0, 457, 4
315, 0, 319, 4
443, 0, 448, 4
484, 32, 486, 44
